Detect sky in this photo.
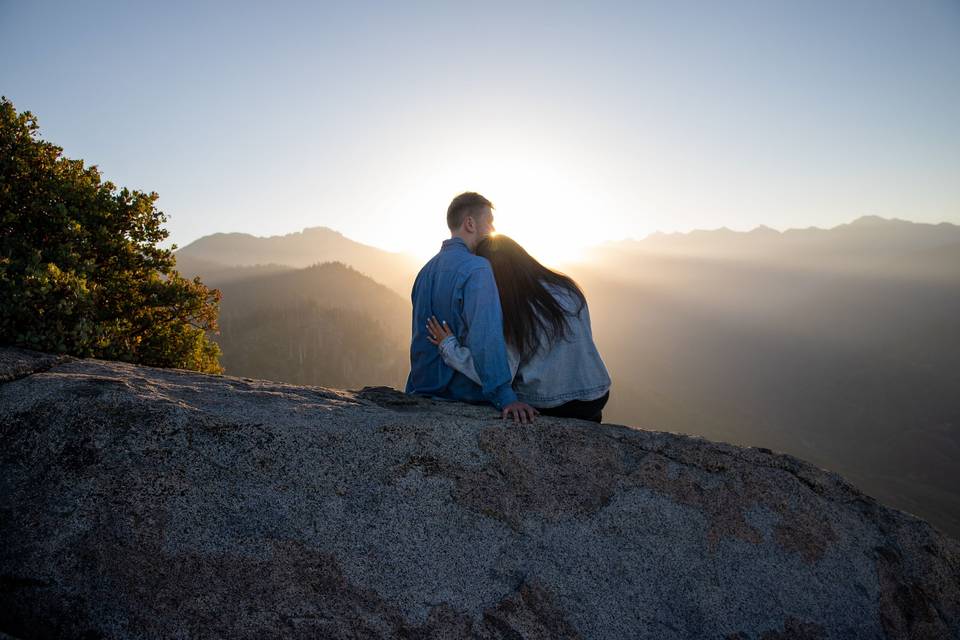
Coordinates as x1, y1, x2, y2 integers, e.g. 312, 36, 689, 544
2, 1, 959, 264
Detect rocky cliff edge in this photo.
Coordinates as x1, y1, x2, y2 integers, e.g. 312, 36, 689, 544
1, 347, 958, 639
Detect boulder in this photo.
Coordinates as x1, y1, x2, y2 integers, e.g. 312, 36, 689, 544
1, 347, 958, 639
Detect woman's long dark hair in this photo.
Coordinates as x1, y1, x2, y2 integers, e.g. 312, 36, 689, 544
475, 234, 586, 357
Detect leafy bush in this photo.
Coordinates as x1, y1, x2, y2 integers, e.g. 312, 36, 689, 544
0, 96, 222, 373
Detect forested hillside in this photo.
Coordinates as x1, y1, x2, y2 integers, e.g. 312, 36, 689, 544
174, 258, 410, 390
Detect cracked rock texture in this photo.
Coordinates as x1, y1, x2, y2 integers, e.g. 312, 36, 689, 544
1, 346, 958, 639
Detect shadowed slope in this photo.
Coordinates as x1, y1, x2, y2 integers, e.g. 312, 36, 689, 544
211, 261, 410, 389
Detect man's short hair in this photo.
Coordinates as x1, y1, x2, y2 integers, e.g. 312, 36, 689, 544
447, 192, 493, 231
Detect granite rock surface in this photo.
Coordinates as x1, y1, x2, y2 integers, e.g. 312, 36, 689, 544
1, 347, 958, 639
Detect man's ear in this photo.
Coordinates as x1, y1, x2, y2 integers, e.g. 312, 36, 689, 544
463, 216, 476, 234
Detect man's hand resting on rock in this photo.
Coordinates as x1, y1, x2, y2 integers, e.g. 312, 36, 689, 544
425, 316, 535, 424
503, 401, 538, 425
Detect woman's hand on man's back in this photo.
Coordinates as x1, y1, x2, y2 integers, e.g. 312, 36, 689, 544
425, 316, 454, 347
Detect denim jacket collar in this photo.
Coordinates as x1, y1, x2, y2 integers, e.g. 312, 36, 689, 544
441, 237, 470, 253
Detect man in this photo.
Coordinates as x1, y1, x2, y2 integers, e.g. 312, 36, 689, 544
406, 192, 538, 424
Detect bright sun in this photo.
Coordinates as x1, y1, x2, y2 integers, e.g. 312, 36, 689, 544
383, 137, 617, 269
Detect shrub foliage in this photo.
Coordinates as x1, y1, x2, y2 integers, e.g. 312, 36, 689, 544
0, 97, 222, 373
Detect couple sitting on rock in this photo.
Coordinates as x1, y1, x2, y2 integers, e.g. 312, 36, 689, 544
406, 192, 611, 424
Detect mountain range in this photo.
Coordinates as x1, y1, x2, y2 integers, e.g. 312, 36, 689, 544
590, 215, 960, 280
174, 226, 420, 295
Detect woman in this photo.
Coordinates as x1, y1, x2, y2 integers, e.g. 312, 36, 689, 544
425, 234, 611, 422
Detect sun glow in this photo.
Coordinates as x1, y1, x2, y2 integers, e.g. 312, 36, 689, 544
371, 131, 622, 269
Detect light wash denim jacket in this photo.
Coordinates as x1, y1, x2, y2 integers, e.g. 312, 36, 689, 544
438, 281, 611, 408
405, 238, 518, 409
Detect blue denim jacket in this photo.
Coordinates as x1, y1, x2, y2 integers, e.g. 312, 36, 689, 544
405, 238, 518, 409
437, 281, 610, 408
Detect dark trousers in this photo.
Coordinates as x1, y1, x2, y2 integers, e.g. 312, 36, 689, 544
538, 391, 609, 423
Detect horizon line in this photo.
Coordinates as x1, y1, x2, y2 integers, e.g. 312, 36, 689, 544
169, 214, 960, 256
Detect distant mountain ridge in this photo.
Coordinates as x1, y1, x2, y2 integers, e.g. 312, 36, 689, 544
595, 216, 960, 259
173, 217, 960, 288
174, 226, 420, 296
582, 216, 960, 282
642, 215, 958, 240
